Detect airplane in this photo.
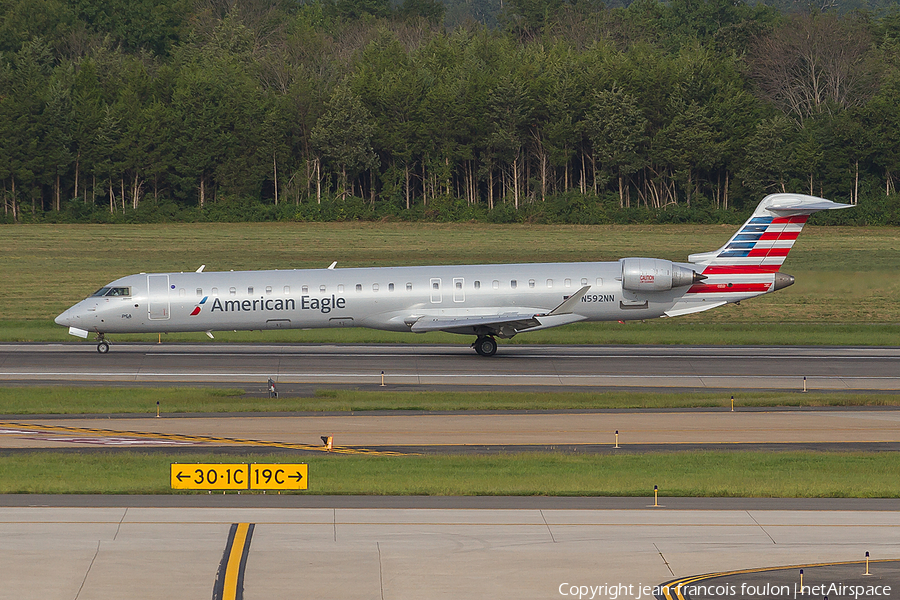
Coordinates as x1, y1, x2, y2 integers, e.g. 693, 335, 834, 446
55, 193, 850, 356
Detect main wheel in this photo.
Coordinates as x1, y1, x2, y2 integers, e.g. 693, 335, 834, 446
473, 336, 497, 357
97, 341, 110, 354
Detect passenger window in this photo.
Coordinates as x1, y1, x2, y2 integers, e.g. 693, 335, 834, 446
529, 279, 535, 288
474, 281, 481, 289
455, 281, 462, 289
319, 285, 326, 292
266, 286, 272, 295
338, 284, 345, 293
547, 279, 553, 288
432, 282, 439, 290
565, 278, 571, 288
596, 278, 602, 287
196, 288, 203, 296
284, 286, 290, 294
581, 278, 588, 286
492, 280, 499, 289
356, 284, 362, 292
229, 287, 236, 296
179, 288, 186, 296
302, 285, 308, 294
248, 287, 254, 294
406, 283, 413, 291
510, 280, 517, 289
389, 283, 395, 292
212, 287, 218, 296
373, 283, 379, 292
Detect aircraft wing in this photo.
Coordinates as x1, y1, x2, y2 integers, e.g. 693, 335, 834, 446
410, 313, 541, 334
409, 312, 587, 336
409, 286, 592, 336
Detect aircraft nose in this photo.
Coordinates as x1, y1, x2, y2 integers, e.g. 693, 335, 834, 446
55, 307, 75, 327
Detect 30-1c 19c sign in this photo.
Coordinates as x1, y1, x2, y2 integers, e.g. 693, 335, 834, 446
170, 463, 307, 490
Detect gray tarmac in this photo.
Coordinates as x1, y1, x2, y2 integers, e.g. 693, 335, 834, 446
2, 343, 900, 391
2, 343, 899, 599
0, 500, 897, 600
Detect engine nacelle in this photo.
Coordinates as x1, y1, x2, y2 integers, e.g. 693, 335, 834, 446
620, 258, 703, 292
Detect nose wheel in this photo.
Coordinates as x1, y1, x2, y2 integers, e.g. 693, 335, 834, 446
472, 336, 497, 357
96, 334, 110, 354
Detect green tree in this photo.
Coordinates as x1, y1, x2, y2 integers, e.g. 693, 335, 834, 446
584, 87, 648, 207
311, 84, 378, 200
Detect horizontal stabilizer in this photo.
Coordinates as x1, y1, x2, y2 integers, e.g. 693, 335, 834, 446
663, 301, 726, 318
767, 199, 852, 214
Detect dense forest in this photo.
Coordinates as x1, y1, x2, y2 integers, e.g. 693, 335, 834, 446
2, 0, 900, 224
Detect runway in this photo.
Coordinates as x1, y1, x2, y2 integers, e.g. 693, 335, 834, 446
2, 343, 900, 391
0, 499, 897, 600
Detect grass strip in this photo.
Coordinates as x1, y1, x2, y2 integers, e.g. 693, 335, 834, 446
4, 223, 900, 339
1, 387, 899, 414
0, 451, 897, 496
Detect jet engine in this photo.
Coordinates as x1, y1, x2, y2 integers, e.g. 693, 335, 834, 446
620, 258, 704, 292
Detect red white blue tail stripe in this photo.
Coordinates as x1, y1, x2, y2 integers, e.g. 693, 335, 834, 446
684, 193, 850, 299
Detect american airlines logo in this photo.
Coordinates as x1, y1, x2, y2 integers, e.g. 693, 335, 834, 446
189, 296, 208, 316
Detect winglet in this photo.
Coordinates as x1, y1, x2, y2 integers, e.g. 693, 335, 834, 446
546, 286, 591, 316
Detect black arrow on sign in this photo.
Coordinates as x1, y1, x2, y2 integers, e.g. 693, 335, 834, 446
175, 472, 190, 482
289, 472, 304, 482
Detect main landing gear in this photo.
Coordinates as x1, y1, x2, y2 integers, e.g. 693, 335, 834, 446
472, 336, 498, 357
96, 334, 110, 354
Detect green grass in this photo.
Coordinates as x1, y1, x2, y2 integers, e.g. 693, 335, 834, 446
2, 222, 899, 344
0, 387, 897, 415
0, 451, 897, 496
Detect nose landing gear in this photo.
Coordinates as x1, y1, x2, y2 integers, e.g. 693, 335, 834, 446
96, 334, 110, 354
472, 336, 498, 357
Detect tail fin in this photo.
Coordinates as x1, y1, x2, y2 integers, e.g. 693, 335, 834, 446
688, 193, 851, 275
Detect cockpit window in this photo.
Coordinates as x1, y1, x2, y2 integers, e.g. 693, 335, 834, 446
91, 287, 131, 297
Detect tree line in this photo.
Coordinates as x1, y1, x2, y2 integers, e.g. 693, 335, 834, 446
2, 0, 900, 225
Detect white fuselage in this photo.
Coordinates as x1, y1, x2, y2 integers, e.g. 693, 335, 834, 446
54, 260, 770, 338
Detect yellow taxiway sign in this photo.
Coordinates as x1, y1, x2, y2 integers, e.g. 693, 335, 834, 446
250, 464, 308, 490
170, 463, 308, 490
171, 464, 250, 490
